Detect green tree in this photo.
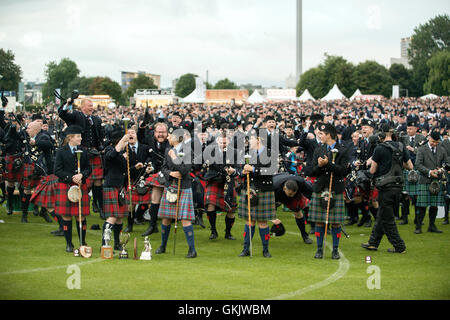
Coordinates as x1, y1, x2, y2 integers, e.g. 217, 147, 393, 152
0, 49, 23, 92
321, 54, 356, 98
214, 78, 238, 90
353, 61, 393, 97
42, 58, 80, 103
68, 76, 95, 95
175, 73, 197, 98
409, 14, 450, 96
90, 77, 124, 105
424, 50, 450, 96
389, 63, 414, 95
125, 74, 157, 98
296, 67, 327, 99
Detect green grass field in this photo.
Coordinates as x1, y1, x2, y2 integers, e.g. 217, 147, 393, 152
0, 204, 449, 300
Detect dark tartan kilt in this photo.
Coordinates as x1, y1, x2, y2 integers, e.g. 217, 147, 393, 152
309, 192, 346, 224
416, 183, 445, 207
54, 182, 90, 217
403, 170, 418, 196
286, 194, 310, 212
354, 186, 379, 201
205, 181, 237, 213
145, 173, 164, 188
238, 190, 276, 221
89, 155, 103, 181
22, 162, 41, 189
103, 187, 128, 218
30, 174, 59, 209
125, 185, 152, 206
158, 185, 195, 221
4, 155, 24, 183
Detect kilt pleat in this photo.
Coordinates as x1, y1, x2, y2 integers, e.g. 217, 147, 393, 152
416, 183, 445, 207
89, 155, 103, 180
158, 186, 195, 221
4, 155, 24, 183
403, 170, 418, 196
145, 173, 164, 188
54, 182, 90, 217
309, 192, 346, 224
22, 162, 40, 189
103, 187, 128, 218
286, 194, 310, 212
237, 190, 276, 221
205, 181, 237, 212
30, 174, 59, 209
125, 185, 152, 205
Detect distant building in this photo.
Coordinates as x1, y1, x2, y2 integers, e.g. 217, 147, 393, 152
390, 37, 412, 69
285, 74, 297, 89
121, 71, 161, 91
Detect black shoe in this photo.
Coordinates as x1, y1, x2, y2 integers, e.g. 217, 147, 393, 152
387, 247, 406, 254
364, 219, 372, 228
428, 225, 443, 233
263, 250, 272, 258
331, 249, 340, 260
21, 214, 28, 223
33, 206, 40, 216
239, 249, 250, 257
314, 249, 323, 259
186, 248, 197, 258
399, 219, 408, 225
52, 230, 65, 237
99, 209, 106, 220
92, 201, 100, 213
209, 230, 218, 240
361, 243, 378, 251
133, 218, 144, 225
197, 214, 205, 228
66, 243, 74, 253
302, 236, 313, 244
124, 225, 133, 233
155, 246, 166, 254
7, 207, 13, 216
40, 209, 53, 223
414, 228, 422, 234
443, 218, 449, 225
142, 224, 158, 237
225, 233, 236, 240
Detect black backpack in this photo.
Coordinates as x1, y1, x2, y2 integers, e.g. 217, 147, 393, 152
374, 142, 404, 190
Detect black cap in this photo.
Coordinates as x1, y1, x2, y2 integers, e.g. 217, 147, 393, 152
430, 131, 441, 141
361, 119, 375, 128
64, 125, 83, 135
407, 120, 418, 127
31, 113, 43, 121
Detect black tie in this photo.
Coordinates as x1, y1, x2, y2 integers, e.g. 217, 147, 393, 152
132, 146, 136, 154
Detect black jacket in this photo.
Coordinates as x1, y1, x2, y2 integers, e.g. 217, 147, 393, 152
273, 173, 313, 203
161, 144, 192, 189
240, 147, 276, 192
311, 142, 350, 194
137, 126, 169, 173
103, 145, 127, 188
128, 142, 152, 182
54, 145, 91, 184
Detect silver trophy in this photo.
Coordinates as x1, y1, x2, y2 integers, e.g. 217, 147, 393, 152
119, 232, 131, 259
140, 236, 152, 261
101, 224, 113, 259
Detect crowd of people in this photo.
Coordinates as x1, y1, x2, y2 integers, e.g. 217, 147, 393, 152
0, 91, 449, 259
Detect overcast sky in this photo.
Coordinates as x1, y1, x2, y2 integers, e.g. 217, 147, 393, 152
1, 0, 449, 88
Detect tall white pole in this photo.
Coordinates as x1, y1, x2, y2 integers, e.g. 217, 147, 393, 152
296, 0, 303, 85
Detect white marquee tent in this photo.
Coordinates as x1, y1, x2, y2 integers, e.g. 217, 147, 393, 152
321, 84, 347, 101
420, 93, 439, 100
248, 90, 266, 103
350, 89, 363, 101
298, 89, 316, 101
181, 88, 205, 103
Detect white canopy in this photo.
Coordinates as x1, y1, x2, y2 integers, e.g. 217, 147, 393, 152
350, 89, 363, 101
321, 84, 347, 101
298, 89, 316, 101
420, 93, 439, 100
248, 90, 266, 103
181, 88, 205, 103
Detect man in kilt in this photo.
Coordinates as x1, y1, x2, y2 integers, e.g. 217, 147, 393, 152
101, 130, 131, 251
156, 129, 197, 258
59, 98, 105, 217
309, 123, 350, 260
399, 120, 427, 225
203, 133, 239, 240
54, 126, 92, 253
21, 121, 53, 223
138, 121, 170, 237
414, 131, 448, 234
238, 129, 277, 258
122, 127, 153, 233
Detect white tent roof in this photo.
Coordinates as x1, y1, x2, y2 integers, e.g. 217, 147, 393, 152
321, 84, 347, 101
248, 90, 266, 103
298, 89, 316, 101
350, 89, 362, 101
420, 93, 439, 100
181, 88, 205, 103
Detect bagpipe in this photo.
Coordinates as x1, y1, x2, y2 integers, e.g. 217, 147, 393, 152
429, 164, 450, 196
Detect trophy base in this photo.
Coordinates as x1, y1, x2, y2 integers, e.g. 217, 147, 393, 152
80, 246, 92, 258
119, 251, 128, 259
101, 246, 114, 260
140, 252, 152, 261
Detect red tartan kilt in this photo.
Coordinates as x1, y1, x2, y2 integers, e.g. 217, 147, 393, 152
354, 187, 379, 201
4, 155, 24, 182
370, 188, 379, 201
30, 174, 59, 209
125, 186, 152, 205
306, 177, 316, 184
286, 194, 310, 212
145, 173, 164, 187
54, 182, 91, 217
88, 155, 103, 180
103, 187, 128, 218
22, 162, 40, 189
205, 181, 237, 212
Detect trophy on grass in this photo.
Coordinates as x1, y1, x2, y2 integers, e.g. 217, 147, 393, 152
101, 224, 114, 259
119, 232, 131, 259
140, 236, 152, 261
